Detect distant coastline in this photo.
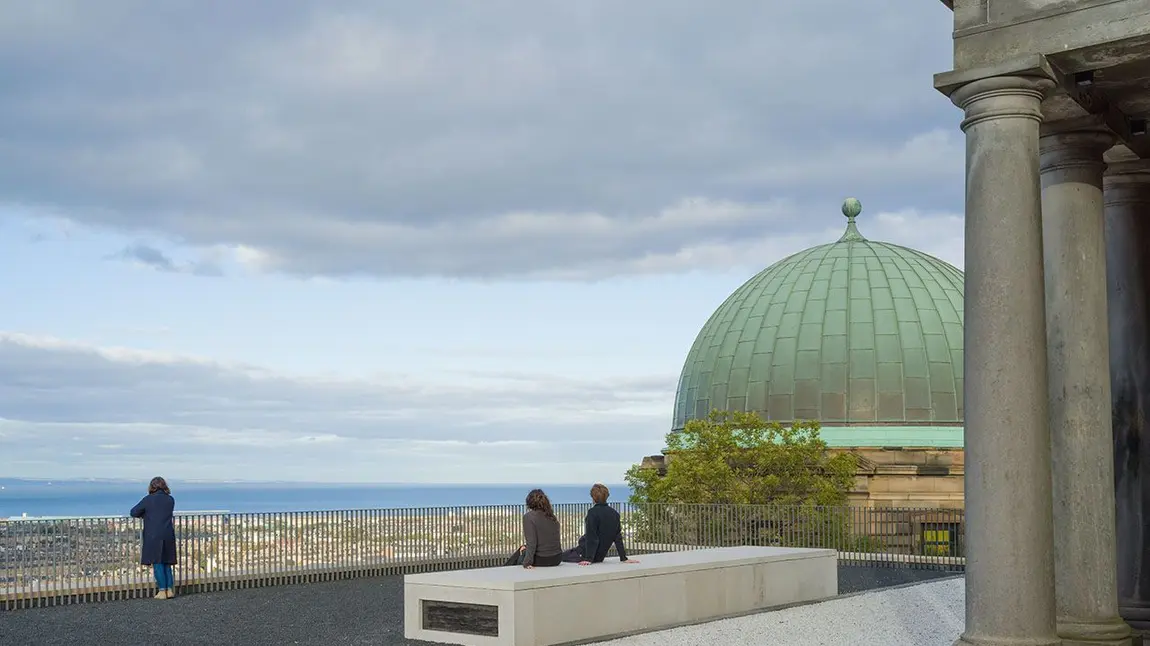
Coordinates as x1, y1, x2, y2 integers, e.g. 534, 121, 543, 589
0, 478, 626, 486
0, 480, 632, 518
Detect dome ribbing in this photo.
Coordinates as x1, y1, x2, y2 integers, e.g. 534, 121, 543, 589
672, 201, 964, 432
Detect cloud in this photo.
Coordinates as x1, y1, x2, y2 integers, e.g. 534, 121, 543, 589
0, 332, 674, 482
110, 243, 222, 276
0, 0, 961, 280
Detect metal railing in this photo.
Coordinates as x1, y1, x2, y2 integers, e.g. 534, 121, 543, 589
0, 503, 964, 610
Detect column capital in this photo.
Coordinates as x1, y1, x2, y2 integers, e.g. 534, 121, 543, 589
1105, 154, 1150, 207
934, 53, 1056, 96
949, 75, 1056, 132
1039, 119, 1115, 175
1042, 115, 1111, 137
1105, 157, 1150, 180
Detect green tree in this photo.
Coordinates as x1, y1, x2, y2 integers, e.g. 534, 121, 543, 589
625, 410, 856, 505
624, 411, 858, 548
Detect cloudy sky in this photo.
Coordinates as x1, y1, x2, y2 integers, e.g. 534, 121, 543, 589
0, 0, 965, 484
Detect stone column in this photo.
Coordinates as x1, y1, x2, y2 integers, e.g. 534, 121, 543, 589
1106, 156, 1150, 634
948, 74, 1059, 646
1040, 121, 1131, 646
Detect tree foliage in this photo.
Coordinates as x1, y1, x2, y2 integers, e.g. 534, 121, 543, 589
622, 412, 861, 549
625, 410, 857, 507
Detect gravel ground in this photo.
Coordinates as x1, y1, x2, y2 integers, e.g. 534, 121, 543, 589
0, 566, 960, 646
596, 577, 964, 646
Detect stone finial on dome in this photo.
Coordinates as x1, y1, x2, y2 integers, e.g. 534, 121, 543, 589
837, 197, 867, 243
842, 197, 862, 220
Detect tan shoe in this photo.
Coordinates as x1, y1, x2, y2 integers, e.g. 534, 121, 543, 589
166, 589, 175, 599
154, 590, 168, 600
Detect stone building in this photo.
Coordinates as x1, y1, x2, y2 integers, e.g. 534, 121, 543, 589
928, 1, 1149, 644
639, 200, 967, 545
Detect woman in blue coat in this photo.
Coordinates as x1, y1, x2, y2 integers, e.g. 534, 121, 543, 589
130, 476, 178, 599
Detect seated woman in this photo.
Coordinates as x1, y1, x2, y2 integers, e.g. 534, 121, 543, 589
504, 488, 563, 568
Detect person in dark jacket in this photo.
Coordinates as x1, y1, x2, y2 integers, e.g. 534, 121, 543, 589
130, 476, 178, 599
577, 483, 639, 566
505, 489, 564, 568
561, 535, 587, 563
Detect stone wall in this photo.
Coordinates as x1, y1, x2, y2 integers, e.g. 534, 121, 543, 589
843, 448, 965, 509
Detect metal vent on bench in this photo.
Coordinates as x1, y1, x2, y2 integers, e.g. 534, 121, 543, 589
421, 600, 499, 637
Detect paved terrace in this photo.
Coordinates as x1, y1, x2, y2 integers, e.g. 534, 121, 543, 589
0, 565, 957, 646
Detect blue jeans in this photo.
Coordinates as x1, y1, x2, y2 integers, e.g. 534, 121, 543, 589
152, 564, 174, 590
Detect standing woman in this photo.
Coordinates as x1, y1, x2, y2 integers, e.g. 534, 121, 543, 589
130, 477, 178, 599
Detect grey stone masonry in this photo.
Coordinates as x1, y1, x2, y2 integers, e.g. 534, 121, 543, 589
1041, 119, 1131, 646
946, 72, 1060, 646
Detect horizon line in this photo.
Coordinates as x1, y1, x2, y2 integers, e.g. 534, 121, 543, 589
0, 477, 629, 486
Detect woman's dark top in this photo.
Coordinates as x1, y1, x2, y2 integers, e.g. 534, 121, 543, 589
522, 509, 562, 566
130, 492, 178, 565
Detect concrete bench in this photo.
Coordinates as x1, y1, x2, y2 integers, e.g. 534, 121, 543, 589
403, 546, 837, 646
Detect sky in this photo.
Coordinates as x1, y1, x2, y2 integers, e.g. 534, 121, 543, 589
0, 0, 966, 484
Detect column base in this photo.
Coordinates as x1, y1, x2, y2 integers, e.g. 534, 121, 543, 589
1058, 617, 1133, 646
1122, 603, 1150, 632
954, 635, 1061, 646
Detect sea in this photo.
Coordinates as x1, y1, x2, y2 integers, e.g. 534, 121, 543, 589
0, 480, 632, 519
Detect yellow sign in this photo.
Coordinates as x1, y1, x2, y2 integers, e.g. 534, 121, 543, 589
923, 529, 951, 556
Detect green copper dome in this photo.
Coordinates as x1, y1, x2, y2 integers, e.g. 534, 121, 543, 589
672, 200, 965, 439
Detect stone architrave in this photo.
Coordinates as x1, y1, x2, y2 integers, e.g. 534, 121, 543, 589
1040, 120, 1131, 646
947, 73, 1060, 646
1106, 154, 1150, 633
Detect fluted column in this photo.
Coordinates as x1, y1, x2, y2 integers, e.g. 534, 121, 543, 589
1106, 157, 1150, 634
1040, 122, 1130, 646
947, 74, 1059, 646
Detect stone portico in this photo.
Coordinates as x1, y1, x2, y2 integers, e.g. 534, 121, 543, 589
933, 1, 1150, 645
